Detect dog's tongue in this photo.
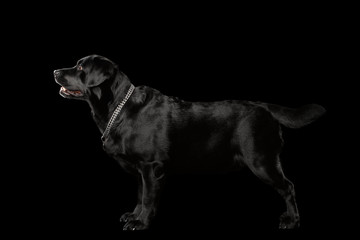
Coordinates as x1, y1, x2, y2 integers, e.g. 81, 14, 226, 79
61, 86, 83, 96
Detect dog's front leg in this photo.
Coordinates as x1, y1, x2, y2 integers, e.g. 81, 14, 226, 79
123, 162, 164, 231
120, 174, 143, 223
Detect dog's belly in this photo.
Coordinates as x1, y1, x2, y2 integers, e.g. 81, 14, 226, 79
168, 150, 243, 174
167, 136, 244, 174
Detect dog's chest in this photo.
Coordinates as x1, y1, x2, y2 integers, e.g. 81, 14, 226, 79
102, 135, 127, 157
102, 137, 139, 173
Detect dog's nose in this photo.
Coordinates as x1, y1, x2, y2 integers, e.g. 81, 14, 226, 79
53, 70, 61, 78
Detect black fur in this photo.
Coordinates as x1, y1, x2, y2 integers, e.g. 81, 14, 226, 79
54, 55, 325, 230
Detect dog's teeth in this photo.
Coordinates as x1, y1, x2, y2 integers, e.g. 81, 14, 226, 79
60, 86, 82, 96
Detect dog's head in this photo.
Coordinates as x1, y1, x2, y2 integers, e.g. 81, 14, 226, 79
54, 55, 118, 100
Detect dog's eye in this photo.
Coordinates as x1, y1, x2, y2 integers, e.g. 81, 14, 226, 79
77, 65, 83, 71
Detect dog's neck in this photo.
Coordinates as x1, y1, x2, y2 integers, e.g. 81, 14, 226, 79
86, 71, 132, 134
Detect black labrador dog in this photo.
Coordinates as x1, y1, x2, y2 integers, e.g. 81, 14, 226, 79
54, 55, 325, 230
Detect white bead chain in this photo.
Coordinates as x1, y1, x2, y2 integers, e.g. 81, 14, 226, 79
101, 84, 135, 141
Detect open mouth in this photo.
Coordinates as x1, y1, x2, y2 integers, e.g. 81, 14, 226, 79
60, 86, 84, 97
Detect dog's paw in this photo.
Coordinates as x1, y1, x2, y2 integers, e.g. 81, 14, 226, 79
123, 219, 148, 231
120, 212, 136, 223
279, 213, 300, 229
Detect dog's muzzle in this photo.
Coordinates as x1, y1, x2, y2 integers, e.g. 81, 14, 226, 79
54, 70, 84, 97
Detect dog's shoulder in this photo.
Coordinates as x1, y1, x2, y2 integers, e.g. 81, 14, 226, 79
127, 85, 173, 119
132, 85, 165, 104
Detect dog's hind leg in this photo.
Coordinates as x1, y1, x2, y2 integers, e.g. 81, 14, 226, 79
239, 108, 300, 228
246, 155, 300, 229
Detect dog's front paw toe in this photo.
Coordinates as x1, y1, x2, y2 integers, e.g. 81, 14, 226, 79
279, 213, 300, 229
120, 212, 136, 223
123, 220, 148, 231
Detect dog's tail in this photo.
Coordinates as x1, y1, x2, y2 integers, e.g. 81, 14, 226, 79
254, 102, 326, 129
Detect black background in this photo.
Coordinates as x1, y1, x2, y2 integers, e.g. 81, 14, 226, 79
8, 3, 350, 236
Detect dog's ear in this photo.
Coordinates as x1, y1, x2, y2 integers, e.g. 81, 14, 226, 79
91, 86, 102, 100
87, 56, 118, 87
